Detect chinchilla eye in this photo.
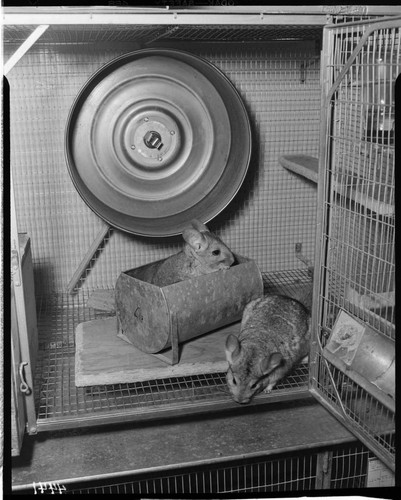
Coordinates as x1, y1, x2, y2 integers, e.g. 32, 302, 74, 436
250, 381, 259, 390
232, 376, 237, 385
212, 249, 221, 256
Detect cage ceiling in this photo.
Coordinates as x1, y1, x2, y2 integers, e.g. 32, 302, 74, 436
3, 24, 324, 44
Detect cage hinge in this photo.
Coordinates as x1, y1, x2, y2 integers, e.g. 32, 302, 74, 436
11, 247, 21, 287
295, 243, 314, 276
322, 451, 330, 473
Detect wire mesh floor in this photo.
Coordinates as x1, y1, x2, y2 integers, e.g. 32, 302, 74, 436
34, 269, 312, 430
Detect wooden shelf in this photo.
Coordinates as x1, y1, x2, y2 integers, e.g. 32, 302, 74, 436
279, 154, 319, 184
332, 174, 394, 217
279, 154, 394, 216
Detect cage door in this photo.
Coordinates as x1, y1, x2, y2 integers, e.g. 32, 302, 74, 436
11, 151, 38, 442
309, 16, 399, 472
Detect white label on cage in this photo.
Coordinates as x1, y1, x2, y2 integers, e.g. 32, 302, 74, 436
367, 457, 395, 487
325, 310, 365, 366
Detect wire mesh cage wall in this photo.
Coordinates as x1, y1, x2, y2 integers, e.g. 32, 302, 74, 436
6, 22, 321, 431
12, 439, 395, 494
6, 26, 322, 296
309, 17, 399, 471
49, 443, 375, 494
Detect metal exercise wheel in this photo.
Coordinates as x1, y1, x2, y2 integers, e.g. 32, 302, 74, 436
66, 49, 252, 237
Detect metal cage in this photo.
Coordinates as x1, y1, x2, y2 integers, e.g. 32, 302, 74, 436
310, 16, 398, 472
6, 9, 398, 480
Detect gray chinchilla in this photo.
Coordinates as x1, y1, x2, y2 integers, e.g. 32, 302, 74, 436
139, 219, 235, 287
225, 295, 310, 404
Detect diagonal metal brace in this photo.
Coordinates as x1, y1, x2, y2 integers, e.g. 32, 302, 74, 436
4, 25, 49, 75
67, 221, 111, 294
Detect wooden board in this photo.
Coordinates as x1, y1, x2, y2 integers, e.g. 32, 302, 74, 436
86, 289, 115, 312
75, 317, 239, 387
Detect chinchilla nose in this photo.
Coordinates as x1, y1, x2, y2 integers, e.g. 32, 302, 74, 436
221, 252, 234, 267
235, 395, 251, 405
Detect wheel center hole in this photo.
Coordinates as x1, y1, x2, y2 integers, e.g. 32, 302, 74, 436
143, 131, 163, 150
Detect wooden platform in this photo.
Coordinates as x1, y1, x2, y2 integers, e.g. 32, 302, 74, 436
75, 317, 238, 387
86, 289, 115, 312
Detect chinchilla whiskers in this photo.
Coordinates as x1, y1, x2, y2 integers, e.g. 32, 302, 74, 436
217, 384, 230, 395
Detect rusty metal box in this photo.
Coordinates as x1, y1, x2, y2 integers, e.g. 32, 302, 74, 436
115, 254, 263, 357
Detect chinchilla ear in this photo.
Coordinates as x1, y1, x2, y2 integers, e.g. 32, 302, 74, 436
260, 352, 283, 375
190, 219, 209, 233
225, 334, 241, 365
182, 227, 208, 251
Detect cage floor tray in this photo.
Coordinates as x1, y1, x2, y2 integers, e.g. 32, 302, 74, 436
75, 317, 237, 387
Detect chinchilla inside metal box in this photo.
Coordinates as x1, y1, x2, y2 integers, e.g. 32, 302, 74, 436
115, 254, 263, 359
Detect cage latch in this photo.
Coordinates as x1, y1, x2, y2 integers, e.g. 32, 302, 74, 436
19, 362, 32, 395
